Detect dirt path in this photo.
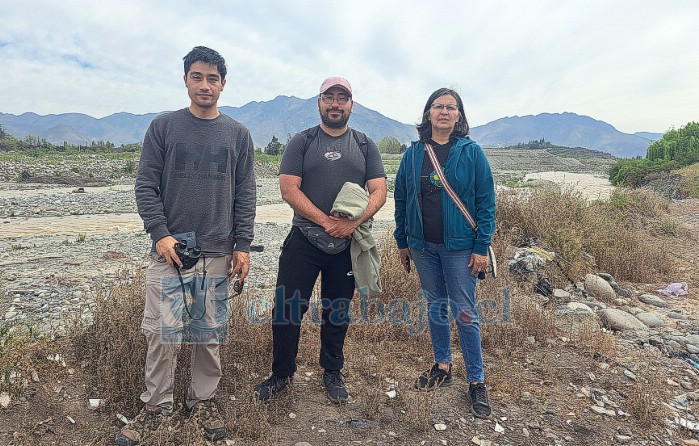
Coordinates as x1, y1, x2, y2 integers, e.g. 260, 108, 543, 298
0, 201, 397, 238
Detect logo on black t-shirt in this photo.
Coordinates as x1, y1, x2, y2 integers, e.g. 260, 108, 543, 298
324, 151, 342, 161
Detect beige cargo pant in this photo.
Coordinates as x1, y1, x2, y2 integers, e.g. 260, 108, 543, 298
140, 253, 232, 410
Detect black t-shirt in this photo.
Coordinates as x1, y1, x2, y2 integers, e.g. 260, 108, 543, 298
420, 140, 451, 244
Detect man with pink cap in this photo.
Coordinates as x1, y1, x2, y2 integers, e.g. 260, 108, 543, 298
254, 77, 387, 403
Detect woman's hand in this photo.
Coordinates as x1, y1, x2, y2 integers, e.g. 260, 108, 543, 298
468, 253, 488, 276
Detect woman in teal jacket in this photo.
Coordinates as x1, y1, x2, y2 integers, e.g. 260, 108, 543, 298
393, 87, 495, 418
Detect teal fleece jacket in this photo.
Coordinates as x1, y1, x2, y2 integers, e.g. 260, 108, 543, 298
393, 137, 496, 255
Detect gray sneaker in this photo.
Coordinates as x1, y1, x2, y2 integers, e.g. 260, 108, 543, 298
114, 404, 168, 446
323, 370, 349, 403
189, 399, 227, 441
468, 382, 492, 418
254, 374, 293, 402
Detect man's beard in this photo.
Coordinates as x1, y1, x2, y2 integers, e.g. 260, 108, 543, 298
320, 109, 350, 129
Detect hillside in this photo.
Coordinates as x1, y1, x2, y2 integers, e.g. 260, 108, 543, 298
1, 105, 658, 157
0, 97, 417, 149
471, 112, 653, 158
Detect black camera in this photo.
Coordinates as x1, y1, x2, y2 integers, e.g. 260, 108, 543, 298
174, 242, 202, 270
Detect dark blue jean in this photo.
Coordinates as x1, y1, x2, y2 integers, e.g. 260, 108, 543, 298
271, 227, 355, 378
410, 242, 485, 382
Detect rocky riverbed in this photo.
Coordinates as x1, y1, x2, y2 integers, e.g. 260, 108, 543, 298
0, 175, 396, 332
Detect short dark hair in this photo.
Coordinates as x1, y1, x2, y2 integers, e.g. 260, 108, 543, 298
183, 46, 227, 81
416, 87, 469, 143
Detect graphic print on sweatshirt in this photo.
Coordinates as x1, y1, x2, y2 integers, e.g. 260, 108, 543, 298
173, 142, 230, 181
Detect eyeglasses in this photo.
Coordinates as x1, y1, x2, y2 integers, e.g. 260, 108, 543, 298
320, 94, 351, 105
431, 103, 459, 113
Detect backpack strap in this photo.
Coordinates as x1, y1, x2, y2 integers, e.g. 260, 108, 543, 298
302, 125, 368, 160
351, 129, 369, 159
301, 125, 321, 155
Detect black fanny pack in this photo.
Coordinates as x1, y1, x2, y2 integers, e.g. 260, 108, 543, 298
298, 225, 350, 255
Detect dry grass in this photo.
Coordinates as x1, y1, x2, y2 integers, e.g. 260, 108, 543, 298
55, 184, 686, 443
497, 186, 675, 284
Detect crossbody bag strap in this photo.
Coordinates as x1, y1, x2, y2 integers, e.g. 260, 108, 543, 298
424, 143, 478, 231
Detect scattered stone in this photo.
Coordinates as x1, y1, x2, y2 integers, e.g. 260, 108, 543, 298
584, 274, 616, 302
615, 434, 632, 444
676, 417, 699, 431
553, 289, 571, 299
668, 311, 686, 320
116, 413, 129, 424
638, 294, 668, 308
598, 308, 648, 332
88, 399, 101, 409
0, 392, 11, 408
434, 423, 447, 431
340, 418, 370, 428
590, 405, 616, 416
563, 302, 593, 313
635, 312, 664, 328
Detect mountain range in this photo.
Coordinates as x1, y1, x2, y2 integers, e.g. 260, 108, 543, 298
0, 96, 662, 158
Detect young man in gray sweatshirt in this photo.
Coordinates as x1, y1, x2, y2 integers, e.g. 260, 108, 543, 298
117, 46, 256, 446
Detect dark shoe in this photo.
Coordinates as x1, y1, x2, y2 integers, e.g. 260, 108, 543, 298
114, 404, 168, 446
323, 370, 349, 403
414, 363, 453, 391
468, 382, 492, 418
254, 374, 292, 402
189, 399, 227, 441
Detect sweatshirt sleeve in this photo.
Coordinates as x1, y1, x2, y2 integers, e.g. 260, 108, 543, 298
232, 129, 257, 252
135, 120, 170, 243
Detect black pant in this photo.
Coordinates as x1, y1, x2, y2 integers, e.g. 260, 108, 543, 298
271, 227, 355, 378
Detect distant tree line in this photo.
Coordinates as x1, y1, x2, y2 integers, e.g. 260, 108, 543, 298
0, 125, 141, 154
508, 138, 553, 150
610, 121, 699, 187
259, 134, 408, 156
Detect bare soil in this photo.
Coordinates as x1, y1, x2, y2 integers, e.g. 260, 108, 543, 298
2, 158, 699, 446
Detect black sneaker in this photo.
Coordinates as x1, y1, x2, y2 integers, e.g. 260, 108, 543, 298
323, 370, 349, 403
254, 374, 292, 402
189, 399, 227, 441
468, 382, 492, 418
414, 363, 453, 391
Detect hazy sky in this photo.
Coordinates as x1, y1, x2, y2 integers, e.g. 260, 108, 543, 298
2, 0, 697, 134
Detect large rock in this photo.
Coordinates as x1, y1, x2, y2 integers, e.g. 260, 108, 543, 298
635, 312, 664, 328
584, 274, 617, 302
638, 294, 668, 308
598, 308, 649, 332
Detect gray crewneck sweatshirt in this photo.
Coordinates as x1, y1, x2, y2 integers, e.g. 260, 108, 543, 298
135, 108, 256, 253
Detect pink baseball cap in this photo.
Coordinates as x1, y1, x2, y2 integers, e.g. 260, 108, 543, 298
319, 77, 352, 96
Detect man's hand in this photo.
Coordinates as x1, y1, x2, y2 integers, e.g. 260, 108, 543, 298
398, 247, 412, 273
325, 215, 360, 238
156, 235, 182, 268
230, 251, 251, 282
